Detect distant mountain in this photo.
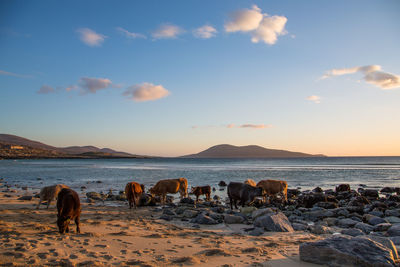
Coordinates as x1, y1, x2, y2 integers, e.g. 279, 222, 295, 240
180, 144, 326, 158
0, 134, 144, 158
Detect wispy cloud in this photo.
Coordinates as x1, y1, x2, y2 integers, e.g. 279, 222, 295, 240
193, 25, 217, 39
123, 82, 170, 102
193, 124, 272, 130
321, 65, 400, 90
77, 28, 107, 47
225, 5, 287, 45
116, 27, 146, 39
306, 95, 321, 104
37, 85, 55, 94
0, 69, 32, 78
152, 24, 184, 39
78, 77, 113, 93
237, 124, 271, 129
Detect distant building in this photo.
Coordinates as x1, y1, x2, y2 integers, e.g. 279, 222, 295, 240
10, 145, 24, 150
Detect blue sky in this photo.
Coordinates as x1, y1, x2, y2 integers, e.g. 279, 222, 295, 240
1, 0, 399, 156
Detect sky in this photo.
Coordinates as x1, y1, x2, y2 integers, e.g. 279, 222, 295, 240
0, 0, 400, 157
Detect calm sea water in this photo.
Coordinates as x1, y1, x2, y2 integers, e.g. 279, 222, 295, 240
1, 157, 400, 195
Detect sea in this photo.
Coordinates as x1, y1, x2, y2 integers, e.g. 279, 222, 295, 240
1, 157, 400, 196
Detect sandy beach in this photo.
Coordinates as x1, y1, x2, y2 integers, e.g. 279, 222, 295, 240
0, 187, 323, 267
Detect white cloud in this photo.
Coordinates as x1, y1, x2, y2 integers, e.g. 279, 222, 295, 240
193, 25, 217, 39
116, 27, 146, 39
224, 5, 263, 32
322, 65, 400, 90
306, 95, 321, 104
225, 5, 287, 45
251, 15, 287, 45
66, 85, 78, 92
77, 28, 107, 46
226, 124, 271, 129
37, 85, 55, 94
79, 77, 112, 93
123, 82, 170, 102
152, 24, 184, 39
0, 69, 31, 78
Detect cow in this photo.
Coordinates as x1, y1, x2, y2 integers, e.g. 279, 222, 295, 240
190, 185, 211, 202
149, 178, 188, 204
227, 182, 265, 210
36, 184, 69, 209
56, 188, 81, 234
256, 179, 288, 203
244, 179, 257, 187
125, 181, 143, 209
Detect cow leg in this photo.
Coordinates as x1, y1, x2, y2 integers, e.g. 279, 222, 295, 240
133, 194, 137, 209
47, 199, 51, 209
206, 193, 210, 201
234, 199, 239, 209
66, 223, 69, 233
75, 216, 80, 233
36, 198, 42, 209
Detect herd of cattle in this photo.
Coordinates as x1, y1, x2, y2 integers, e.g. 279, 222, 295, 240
35, 178, 288, 234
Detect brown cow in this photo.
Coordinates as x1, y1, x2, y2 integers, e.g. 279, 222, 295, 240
125, 182, 143, 209
56, 188, 81, 234
256, 179, 288, 203
227, 182, 265, 210
244, 179, 257, 187
190, 185, 211, 201
37, 184, 69, 209
149, 178, 188, 204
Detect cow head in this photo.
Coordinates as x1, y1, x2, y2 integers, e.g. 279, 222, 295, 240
189, 187, 198, 194
257, 187, 266, 197
149, 187, 155, 196
57, 216, 70, 234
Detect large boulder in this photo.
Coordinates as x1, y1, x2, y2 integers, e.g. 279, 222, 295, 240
387, 225, 400, 237
300, 235, 398, 267
224, 214, 245, 224
190, 213, 218, 225
251, 208, 275, 220
336, 184, 351, 193
338, 218, 358, 228
354, 222, 374, 234
254, 212, 294, 232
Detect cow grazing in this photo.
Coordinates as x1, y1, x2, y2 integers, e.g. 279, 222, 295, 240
244, 179, 257, 187
149, 178, 188, 204
256, 179, 288, 203
227, 182, 265, 210
125, 181, 143, 209
190, 185, 211, 202
36, 184, 69, 209
56, 188, 81, 234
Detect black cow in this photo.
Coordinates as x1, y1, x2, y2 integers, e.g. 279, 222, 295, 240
227, 182, 264, 210
57, 188, 81, 234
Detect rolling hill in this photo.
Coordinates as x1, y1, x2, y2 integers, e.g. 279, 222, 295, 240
180, 144, 325, 158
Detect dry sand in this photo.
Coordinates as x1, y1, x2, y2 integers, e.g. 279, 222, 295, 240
0, 189, 323, 266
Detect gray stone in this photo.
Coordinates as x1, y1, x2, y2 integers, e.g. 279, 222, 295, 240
309, 225, 333, 235
240, 206, 257, 216
163, 209, 175, 216
374, 223, 392, 232
304, 209, 334, 221
224, 214, 245, 224
390, 236, 400, 246
323, 217, 338, 226
385, 209, 400, 217
338, 218, 358, 228
249, 227, 264, 236
369, 216, 389, 226
369, 210, 384, 217
160, 214, 173, 221
363, 235, 399, 261
386, 216, 400, 224
341, 228, 365, 237
300, 235, 397, 267
190, 213, 218, 225
182, 209, 198, 218
354, 222, 374, 234
86, 192, 103, 200
254, 212, 294, 232
251, 208, 275, 220
17, 196, 33, 201
387, 224, 400, 237
292, 223, 307, 231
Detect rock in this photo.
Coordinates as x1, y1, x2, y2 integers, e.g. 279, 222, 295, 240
386, 216, 400, 224
354, 222, 374, 234
254, 212, 294, 232
182, 209, 198, 219
338, 218, 358, 228
315, 201, 338, 209
251, 208, 275, 220
240, 206, 257, 216
390, 236, 400, 246
139, 194, 156, 206
301, 193, 327, 208
190, 213, 218, 225
381, 187, 398, 193
388, 195, 400, 202
361, 189, 379, 199
336, 184, 351, 193
304, 209, 334, 221
341, 228, 365, 237
180, 198, 195, 204
287, 188, 301, 198
312, 187, 323, 193
323, 217, 338, 227
336, 208, 349, 217
387, 225, 400, 237
363, 235, 399, 261
369, 210, 384, 217
211, 206, 225, 214
224, 214, 245, 224
163, 209, 175, 216
249, 227, 264, 236
160, 214, 173, 221
309, 225, 333, 235
208, 212, 224, 222
86, 192, 103, 200
218, 181, 227, 186
213, 195, 219, 201
17, 196, 32, 201
21, 186, 28, 190
374, 223, 392, 232
292, 223, 307, 231
368, 216, 388, 226
300, 235, 397, 266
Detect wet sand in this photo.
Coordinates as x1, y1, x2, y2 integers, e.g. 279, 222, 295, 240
0, 189, 322, 266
